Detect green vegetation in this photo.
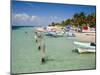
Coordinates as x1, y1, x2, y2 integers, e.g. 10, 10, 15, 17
49, 12, 96, 28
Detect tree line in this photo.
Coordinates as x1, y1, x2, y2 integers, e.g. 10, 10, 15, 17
49, 12, 96, 28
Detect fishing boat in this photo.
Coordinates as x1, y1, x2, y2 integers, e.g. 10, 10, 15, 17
73, 41, 96, 53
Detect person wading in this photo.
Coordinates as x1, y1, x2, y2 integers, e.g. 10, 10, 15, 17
34, 28, 46, 64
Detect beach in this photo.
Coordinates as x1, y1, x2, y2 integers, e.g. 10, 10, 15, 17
75, 32, 96, 43
11, 1, 96, 74
11, 27, 96, 74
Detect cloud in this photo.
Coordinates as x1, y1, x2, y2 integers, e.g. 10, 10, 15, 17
14, 13, 30, 21
50, 16, 58, 20
12, 13, 38, 26
50, 16, 63, 23
12, 13, 64, 26
12, 13, 51, 26
30, 16, 37, 21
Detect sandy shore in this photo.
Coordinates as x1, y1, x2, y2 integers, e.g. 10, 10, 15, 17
75, 32, 96, 43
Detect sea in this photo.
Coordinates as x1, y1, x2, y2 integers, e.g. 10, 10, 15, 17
11, 26, 96, 74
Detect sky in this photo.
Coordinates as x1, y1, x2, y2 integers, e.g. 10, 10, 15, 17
11, 1, 96, 26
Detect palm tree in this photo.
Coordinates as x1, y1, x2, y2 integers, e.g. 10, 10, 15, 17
64, 19, 71, 25
51, 22, 55, 26
87, 13, 96, 27
73, 12, 86, 25
79, 12, 86, 24
73, 12, 86, 32
91, 13, 96, 27
61, 20, 66, 26
73, 13, 79, 26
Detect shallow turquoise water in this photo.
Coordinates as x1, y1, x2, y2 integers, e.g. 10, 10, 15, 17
11, 27, 96, 74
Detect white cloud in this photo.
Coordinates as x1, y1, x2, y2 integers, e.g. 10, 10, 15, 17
50, 16, 63, 23
50, 16, 58, 20
12, 13, 52, 26
14, 13, 30, 21
12, 13, 63, 26
12, 13, 38, 26
30, 16, 37, 21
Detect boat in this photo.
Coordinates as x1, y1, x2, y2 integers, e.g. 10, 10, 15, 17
73, 41, 96, 53
74, 41, 95, 49
45, 31, 64, 37
77, 48, 95, 53
66, 31, 75, 37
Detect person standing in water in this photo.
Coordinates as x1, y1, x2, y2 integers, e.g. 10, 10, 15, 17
34, 28, 46, 64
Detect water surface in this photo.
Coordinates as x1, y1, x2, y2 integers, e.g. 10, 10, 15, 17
11, 26, 96, 74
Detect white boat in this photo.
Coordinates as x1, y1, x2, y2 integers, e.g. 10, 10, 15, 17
45, 31, 64, 37
77, 48, 95, 53
73, 41, 96, 53
66, 32, 75, 37
74, 41, 95, 49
